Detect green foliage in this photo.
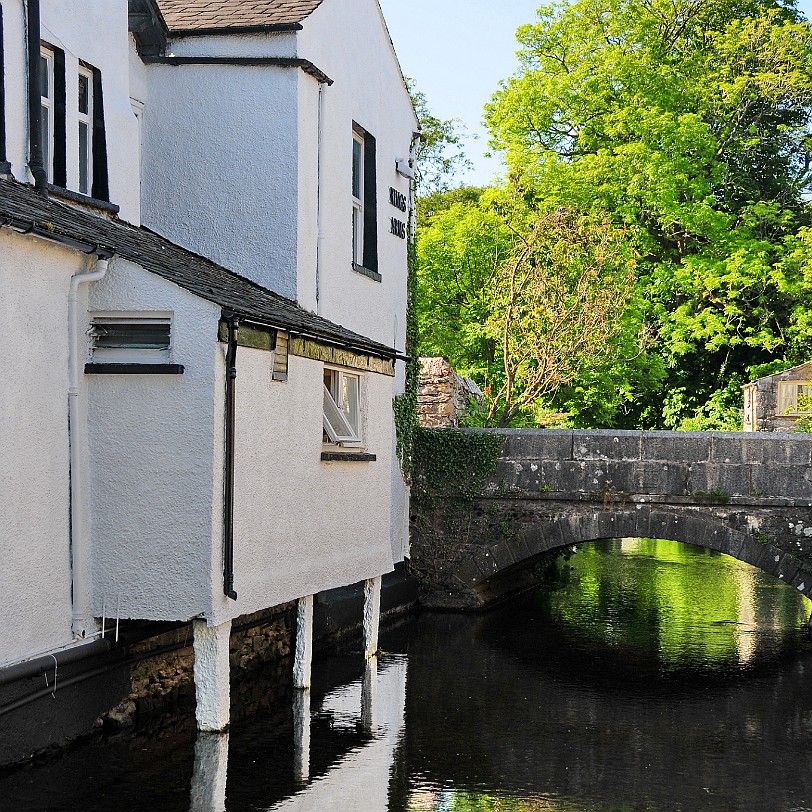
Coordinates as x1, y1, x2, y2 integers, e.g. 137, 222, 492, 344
451, 0, 812, 428
408, 80, 473, 195
408, 428, 505, 586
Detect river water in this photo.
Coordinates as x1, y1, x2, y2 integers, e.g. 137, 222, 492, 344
4, 539, 812, 811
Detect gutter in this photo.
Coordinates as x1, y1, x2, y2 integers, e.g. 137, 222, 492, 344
26, 0, 47, 193
69, 255, 111, 637
222, 313, 239, 601
141, 55, 333, 86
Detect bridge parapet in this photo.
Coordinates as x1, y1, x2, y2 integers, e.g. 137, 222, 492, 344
488, 429, 812, 505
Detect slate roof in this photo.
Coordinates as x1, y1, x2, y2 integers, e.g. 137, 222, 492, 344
156, 0, 325, 33
0, 179, 398, 360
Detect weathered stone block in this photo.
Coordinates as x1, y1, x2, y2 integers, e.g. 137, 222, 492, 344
640, 462, 691, 495
572, 430, 642, 461
642, 431, 712, 464
500, 430, 574, 461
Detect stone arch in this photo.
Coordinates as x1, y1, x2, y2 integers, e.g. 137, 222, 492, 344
457, 503, 812, 607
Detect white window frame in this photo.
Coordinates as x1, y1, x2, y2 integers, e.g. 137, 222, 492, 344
352, 131, 364, 266
323, 366, 362, 446
90, 314, 173, 364
777, 381, 812, 415
78, 65, 93, 196
40, 46, 54, 183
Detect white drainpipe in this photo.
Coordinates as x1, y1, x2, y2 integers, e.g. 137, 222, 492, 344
68, 255, 109, 638
315, 80, 326, 313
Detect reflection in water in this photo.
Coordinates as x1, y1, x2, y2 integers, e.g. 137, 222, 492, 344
3, 539, 812, 812
395, 539, 812, 812
270, 655, 406, 811
292, 690, 311, 782
190, 732, 229, 812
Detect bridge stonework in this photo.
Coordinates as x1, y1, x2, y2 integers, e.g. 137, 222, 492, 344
411, 429, 812, 610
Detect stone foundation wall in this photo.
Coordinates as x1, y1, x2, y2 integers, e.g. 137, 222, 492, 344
100, 603, 295, 729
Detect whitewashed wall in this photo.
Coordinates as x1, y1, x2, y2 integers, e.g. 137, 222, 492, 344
2, 1, 141, 222
298, 0, 417, 563
86, 261, 221, 622
297, 0, 416, 350
210, 349, 396, 626
139, 58, 300, 299
0, 231, 84, 663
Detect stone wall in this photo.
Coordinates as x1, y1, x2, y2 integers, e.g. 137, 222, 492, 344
417, 357, 483, 428
100, 603, 295, 729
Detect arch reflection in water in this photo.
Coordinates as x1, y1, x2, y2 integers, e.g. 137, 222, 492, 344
269, 654, 406, 811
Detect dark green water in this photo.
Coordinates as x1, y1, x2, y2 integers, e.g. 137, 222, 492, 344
3, 539, 812, 811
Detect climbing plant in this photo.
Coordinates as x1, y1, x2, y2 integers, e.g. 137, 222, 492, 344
408, 428, 505, 591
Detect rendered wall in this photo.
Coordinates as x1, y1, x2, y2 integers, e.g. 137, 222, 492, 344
87, 261, 221, 622
0, 231, 84, 663
208, 349, 396, 627
297, 0, 417, 564
2, 1, 141, 222
140, 57, 300, 298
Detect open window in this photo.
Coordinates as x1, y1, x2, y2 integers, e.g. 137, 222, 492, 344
323, 367, 361, 445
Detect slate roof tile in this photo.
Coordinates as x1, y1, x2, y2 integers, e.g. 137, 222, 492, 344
156, 0, 325, 32
0, 179, 397, 360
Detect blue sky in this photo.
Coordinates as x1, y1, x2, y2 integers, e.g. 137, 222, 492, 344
379, 0, 812, 188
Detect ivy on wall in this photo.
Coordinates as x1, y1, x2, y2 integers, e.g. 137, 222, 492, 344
408, 428, 505, 589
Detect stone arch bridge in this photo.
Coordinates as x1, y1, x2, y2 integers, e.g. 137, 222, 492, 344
411, 429, 812, 610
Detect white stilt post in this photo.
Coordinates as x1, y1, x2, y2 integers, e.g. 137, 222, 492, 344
361, 654, 378, 732
292, 689, 311, 782
193, 619, 232, 732
363, 576, 382, 658
293, 595, 314, 689
190, 731, 230, 811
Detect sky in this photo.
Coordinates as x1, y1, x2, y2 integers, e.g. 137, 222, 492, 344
379, 0, 812, 189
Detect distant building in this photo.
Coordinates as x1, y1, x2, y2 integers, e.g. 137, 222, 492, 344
742, 362, 812, 432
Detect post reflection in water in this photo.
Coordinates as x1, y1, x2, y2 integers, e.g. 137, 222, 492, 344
291, 689, 311, 783
361, 655, 378, 732
270, 654, 406, 811
189, 731, 229, 812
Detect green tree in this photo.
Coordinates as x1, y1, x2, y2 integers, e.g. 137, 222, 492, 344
484, 0, 812, 428
408, 80, 473, 196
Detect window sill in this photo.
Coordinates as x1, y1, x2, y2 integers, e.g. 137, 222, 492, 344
352, 263, 382, 283
85, 363, 184, 374
321, 451, 377, 462
48, 185, 119, 215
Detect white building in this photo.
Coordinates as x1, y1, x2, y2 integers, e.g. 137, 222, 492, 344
0, 0, 416, 751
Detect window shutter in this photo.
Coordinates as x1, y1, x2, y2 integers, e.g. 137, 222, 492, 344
362, 131, 377, 272
90, 66, 108, 201
51, 45, 66, 188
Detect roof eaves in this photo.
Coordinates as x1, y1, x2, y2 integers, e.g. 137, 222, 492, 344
168, 22, 303, 37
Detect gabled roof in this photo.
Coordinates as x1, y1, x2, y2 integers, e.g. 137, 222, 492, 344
0, 179, 398, 360
156, 0, 325, 34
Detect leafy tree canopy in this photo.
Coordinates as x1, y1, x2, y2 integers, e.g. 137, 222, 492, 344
471, 0, 812, 428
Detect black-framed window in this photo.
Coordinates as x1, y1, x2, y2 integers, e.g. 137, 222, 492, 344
0, 5, 9, 173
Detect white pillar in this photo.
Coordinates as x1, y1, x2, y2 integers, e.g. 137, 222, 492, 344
190, 731, 229, 812
292, 689, 311, 782
361, 655, 378, 732
193, 619, 232, 732
363, 576, 382, 658
293, 595, 314, 689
